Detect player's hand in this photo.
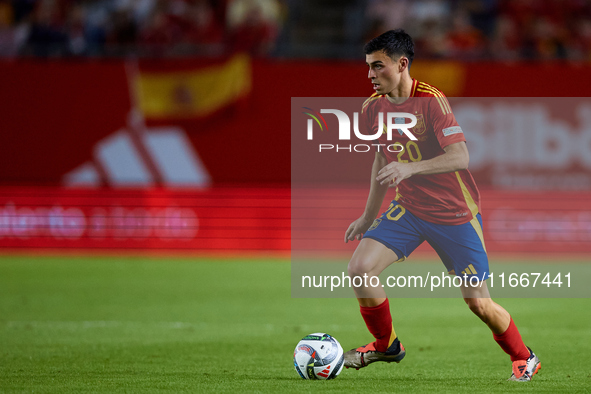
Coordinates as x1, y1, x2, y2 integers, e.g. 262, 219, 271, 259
376, 161, 414, 187
344, 216, 373, 243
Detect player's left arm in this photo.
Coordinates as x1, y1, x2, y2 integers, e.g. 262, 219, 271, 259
375, 141, 469, 187
377, 93, 468, 187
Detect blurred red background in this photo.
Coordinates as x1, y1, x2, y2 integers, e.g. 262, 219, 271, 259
1, 56, 591, 255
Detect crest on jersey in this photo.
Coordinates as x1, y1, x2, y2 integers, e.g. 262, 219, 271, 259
411, 114, 426, 135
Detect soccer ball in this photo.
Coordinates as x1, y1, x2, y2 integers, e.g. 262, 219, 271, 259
293, 333, 344, 380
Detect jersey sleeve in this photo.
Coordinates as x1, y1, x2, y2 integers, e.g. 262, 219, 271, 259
428, 96, 465, 149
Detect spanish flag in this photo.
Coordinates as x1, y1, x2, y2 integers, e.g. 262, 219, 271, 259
133, 54, 252, 120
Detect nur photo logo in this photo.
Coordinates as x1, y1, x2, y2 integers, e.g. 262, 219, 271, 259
303, 107, 418, 153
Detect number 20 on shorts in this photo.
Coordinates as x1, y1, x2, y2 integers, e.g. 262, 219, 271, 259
386, 203, 406, 221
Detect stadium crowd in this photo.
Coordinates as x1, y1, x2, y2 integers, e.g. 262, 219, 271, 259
0, 0, 590, 60
367, 0, 591, 61
0, 0, 283, 57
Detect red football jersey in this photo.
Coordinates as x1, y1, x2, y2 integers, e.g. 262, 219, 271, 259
361, 79, 481, 225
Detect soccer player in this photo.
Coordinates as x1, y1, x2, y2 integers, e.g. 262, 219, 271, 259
342, 29, 541, 382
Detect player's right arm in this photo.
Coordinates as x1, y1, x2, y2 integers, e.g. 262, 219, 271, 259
344, 152, 390, 243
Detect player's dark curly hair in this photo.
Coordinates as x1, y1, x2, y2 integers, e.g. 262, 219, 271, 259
364, 29, 415, 68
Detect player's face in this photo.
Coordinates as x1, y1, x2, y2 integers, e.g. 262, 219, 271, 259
366, 51, 403, 96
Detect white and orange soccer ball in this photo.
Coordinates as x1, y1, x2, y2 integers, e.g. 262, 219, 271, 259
293, 333, 344, 380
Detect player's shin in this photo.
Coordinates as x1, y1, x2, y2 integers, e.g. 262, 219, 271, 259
493, 317, 530, 362
359, 298, 397, 353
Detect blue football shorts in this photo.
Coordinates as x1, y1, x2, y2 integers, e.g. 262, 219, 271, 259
364, 201, 489, 280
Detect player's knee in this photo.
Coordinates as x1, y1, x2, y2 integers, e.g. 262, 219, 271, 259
347, 258, 375, 278
465, 298, 488, 318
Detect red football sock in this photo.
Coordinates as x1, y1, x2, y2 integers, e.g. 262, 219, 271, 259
493, 317, 530, 361
360, 299, 395, 352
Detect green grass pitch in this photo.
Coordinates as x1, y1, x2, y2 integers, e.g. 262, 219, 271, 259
1, 256, 590, 393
